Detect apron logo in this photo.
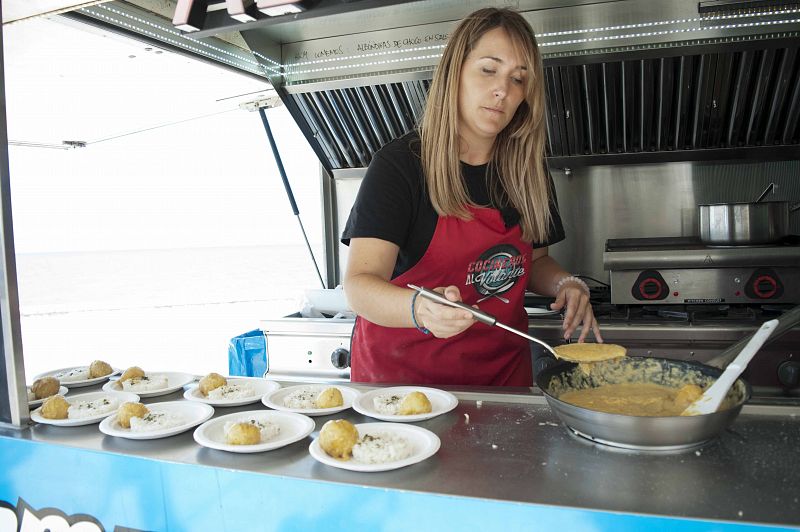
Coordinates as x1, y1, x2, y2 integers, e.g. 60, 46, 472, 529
465, 244, 525, 302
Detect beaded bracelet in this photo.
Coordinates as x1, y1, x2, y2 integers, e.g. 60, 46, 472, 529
555, 275, 590, 296
411, 290, 430, 335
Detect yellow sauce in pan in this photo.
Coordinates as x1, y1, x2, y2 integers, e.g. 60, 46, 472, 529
559, 383, 703, 416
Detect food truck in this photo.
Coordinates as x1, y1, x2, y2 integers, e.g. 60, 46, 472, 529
1, 1, 799, 530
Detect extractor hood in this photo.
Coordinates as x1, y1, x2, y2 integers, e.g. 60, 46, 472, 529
69, 0, 800, 171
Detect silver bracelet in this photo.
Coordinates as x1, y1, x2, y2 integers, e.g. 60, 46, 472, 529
555, 275, 590, 296
411, 290, 430, 335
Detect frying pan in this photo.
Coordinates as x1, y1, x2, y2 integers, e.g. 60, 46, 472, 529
536, 305, 800, 451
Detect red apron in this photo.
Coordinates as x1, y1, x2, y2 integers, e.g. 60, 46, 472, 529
350, 205, 533, 386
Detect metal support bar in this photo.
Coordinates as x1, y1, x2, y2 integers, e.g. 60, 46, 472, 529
257, 107, 326, 289
0, 4, 28, 428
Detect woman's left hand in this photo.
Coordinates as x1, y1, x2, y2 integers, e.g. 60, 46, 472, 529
550, 281, 603, 342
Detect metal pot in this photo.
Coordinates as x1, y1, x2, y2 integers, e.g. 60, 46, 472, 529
699, 201, 799, 245
699, 183, 800, 245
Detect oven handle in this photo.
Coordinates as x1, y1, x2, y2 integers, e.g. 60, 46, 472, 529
706, 304, 800, 369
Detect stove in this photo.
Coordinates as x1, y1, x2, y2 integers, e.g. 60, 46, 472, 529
603, 236, 800, 305
260, 313, 354, 381
257, 271, 799, 393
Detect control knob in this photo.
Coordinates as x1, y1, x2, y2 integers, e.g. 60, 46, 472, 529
632, 270, 668, 301
639, 278, 663, 299
330, 347, 351, 369
745, 269, 784, 300
777, 361, 800, 389
753, 275, 778, 298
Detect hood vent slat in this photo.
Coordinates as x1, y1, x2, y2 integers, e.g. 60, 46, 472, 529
295, 92, 341, 168
543, 44, 800, 162
766, 47, 798, 144
370, 85, 400, 140
783, 64, 800, 143
341, 88, 378, 156
354, 87, 389, 147
283, 44, 799, 170
310, 91, 355, 168
285, 79, 431, 170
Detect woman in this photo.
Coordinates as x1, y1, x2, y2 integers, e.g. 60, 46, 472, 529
341, 7, 602, 386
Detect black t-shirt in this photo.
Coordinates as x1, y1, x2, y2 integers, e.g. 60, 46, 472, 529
341, 131, 566, 278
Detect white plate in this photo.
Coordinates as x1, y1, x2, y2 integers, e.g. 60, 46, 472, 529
261, 384, 360, 416
352, 386, 458, 422
193, 410, 315, 453
102, 372, 196, 398
33, 366, 121, 388
30, 391, 140, 427
309, 422, 440, 472
27, 386, 69, 408
525, 307, 560, 317
99, 401, 214, 440
183, 377, 281, 407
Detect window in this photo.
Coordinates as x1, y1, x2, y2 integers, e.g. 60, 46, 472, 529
5, 17, 323, 379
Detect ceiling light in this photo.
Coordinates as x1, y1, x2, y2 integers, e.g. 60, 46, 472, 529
256, 0, 305, 17
227, 0, 262, 23
172, 0, 208, 32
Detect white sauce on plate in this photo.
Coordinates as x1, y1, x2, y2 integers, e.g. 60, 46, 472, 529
120, 375, 169, 392
207, 383, 255, 400
55, 367, 90, 383
283, 387, 319, 409
372, 393, 405, 415
129, 411, 184, 432
68, 397, 119, 419
352, 432, 413, 464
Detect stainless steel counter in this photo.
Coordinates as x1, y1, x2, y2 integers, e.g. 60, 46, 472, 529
2, 383, 799, 528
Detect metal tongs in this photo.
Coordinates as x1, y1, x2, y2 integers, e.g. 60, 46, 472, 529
408, 284, 559, 357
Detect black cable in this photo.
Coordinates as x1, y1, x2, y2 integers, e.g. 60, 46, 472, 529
577, 275, 610, 287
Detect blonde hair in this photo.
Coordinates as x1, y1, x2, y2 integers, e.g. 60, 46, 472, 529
419, 7, 551, 243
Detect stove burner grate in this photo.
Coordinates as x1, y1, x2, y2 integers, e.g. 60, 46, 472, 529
606, 235, 800, 252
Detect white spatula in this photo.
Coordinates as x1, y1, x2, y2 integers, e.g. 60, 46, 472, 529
682, 319, 779, 416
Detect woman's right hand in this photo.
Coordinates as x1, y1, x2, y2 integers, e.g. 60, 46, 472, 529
414, 285, 475, 338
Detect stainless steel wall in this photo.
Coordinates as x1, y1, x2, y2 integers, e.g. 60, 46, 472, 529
332, 161, 800, 283
331, 169, 366, 284
549, 160, 800, 280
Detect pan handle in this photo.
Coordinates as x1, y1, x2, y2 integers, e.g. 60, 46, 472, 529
754, 182, 776, 203
706, 304, 800, 369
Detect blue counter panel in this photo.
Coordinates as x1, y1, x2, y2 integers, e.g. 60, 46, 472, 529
1, 437, 796, 532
